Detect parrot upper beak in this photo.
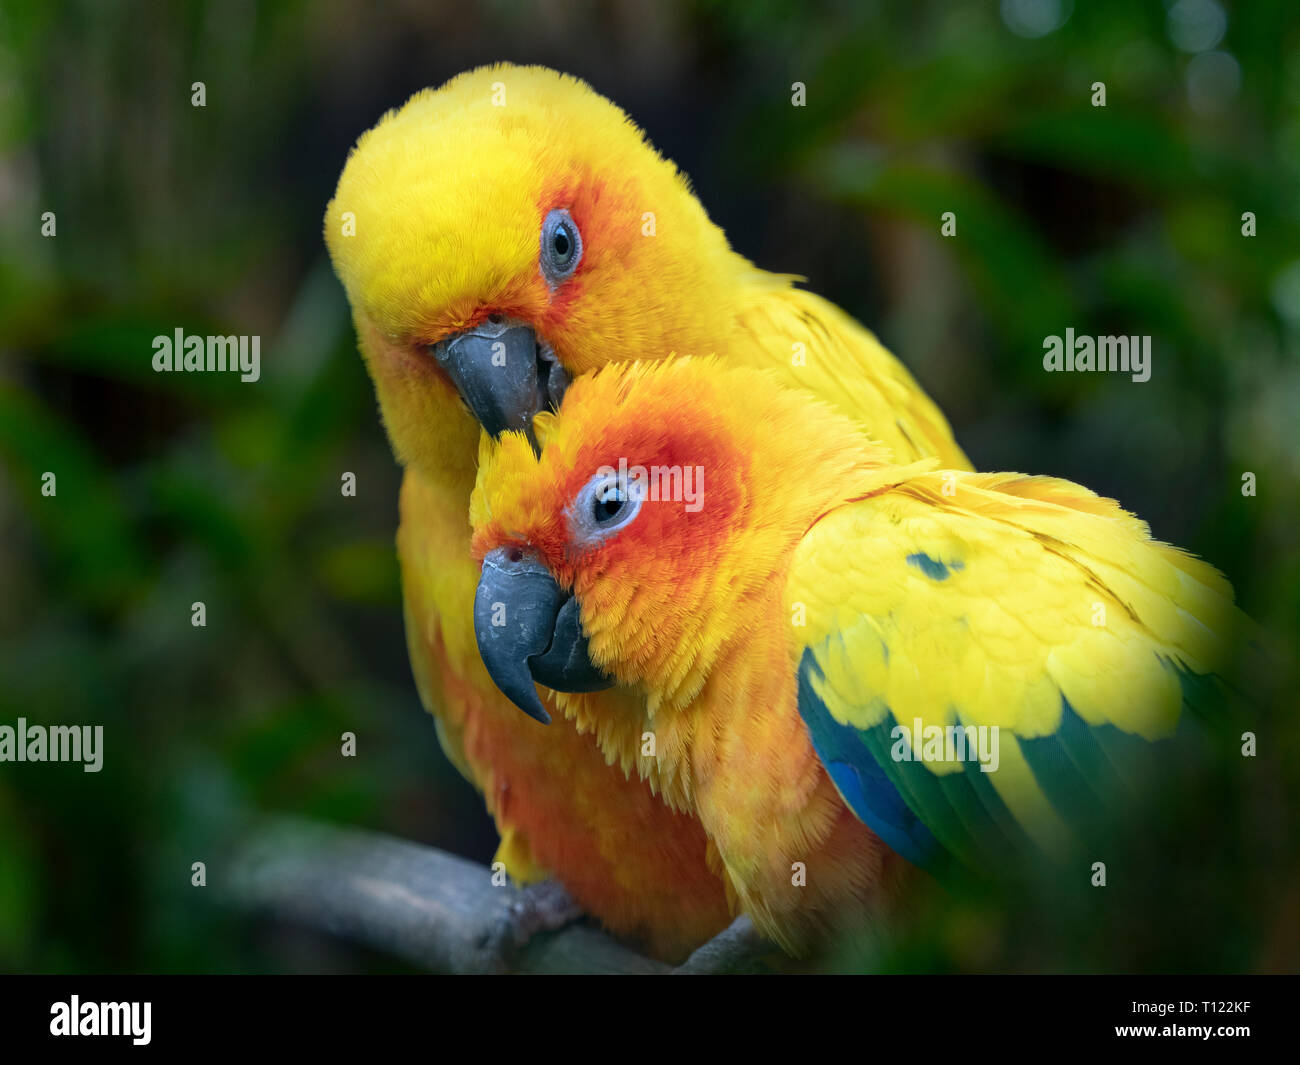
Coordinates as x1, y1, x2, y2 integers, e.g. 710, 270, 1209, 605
430, 318, 569, 451
473, 546, 614, 725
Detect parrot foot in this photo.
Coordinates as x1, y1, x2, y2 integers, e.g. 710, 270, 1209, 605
490, 879, 585, 958
671, 915, 773, 974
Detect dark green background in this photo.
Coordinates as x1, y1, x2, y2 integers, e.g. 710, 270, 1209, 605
0, 0, 1296, 972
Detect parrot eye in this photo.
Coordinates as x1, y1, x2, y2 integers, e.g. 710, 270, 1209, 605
541, 208, 583, 284
595, 495, 625, 523
568, 469, 642, 544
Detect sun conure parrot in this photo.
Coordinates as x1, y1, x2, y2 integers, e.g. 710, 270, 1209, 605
468, 357, 1245, 953
324, 63, 968, 960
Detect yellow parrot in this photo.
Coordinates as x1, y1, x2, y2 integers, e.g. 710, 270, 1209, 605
325, 63, 968, 959
469, 358, 1246, 952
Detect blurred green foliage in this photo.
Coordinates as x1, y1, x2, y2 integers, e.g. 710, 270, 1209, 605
0, 0, 1296, 972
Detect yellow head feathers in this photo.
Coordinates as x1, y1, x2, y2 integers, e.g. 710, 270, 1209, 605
325, 63, 764, 482
470, 358, 895, 701
326, 63, 743, 357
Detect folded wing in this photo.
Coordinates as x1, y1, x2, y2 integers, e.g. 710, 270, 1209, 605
787, 470, 1242, 872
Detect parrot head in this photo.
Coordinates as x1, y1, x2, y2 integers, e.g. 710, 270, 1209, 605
326, 63, 747, 481
468, 358, 888, 724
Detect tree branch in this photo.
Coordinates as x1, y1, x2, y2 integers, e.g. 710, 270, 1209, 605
223, 816, 670, 974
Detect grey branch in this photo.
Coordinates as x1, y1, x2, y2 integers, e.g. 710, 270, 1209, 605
224, 816, 671, 974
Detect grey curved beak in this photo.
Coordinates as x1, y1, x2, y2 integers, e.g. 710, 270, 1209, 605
430, 319, 569, 450
473, 547, 614, 724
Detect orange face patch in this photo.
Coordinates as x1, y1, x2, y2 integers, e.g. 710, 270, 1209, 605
472, 368, 751, 610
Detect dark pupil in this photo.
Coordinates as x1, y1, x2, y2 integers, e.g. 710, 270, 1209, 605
594, 494, 623, 523
553, 226, 572, 261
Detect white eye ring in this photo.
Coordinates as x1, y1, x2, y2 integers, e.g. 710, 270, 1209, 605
541, 208, 583, 285
568, 469, 643, 544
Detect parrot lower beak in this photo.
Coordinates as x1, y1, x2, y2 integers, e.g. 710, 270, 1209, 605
474, 547, 614, 725
429, 318, 569, 451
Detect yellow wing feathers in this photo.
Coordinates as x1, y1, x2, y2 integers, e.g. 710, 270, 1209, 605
790, 470, 1239, 745
736, 286, 972, 470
